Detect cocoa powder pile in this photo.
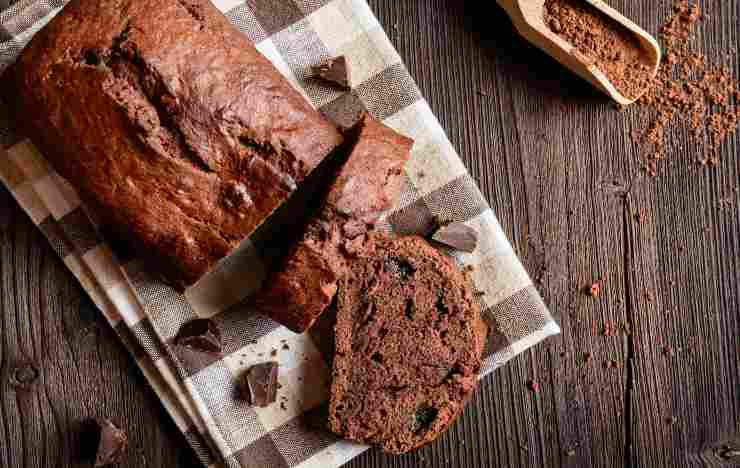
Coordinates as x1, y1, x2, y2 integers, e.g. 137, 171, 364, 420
544, 0, 654, 100
635, 1, 740, 175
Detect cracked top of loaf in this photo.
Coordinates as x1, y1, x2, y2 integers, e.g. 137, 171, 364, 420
2, 0, 343, 290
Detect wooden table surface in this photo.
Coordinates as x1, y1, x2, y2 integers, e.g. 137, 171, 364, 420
2, 1, 740, 467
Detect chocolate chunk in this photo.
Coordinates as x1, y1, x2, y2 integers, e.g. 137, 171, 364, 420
430, 223, 478, 253
175, 319, 222, 355
240, 362, 279, 407
94, 419, 128, 467
312, 56, 351, 89
383, 256, 416, 281
410, 405, 438, 434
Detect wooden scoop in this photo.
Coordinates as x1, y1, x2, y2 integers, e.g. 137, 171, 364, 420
497, 0, 661, 105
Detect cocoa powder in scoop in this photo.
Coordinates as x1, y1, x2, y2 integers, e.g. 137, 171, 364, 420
544, 0, 654, 100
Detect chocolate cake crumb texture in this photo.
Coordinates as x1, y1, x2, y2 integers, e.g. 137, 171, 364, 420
328, 235, 487, 454
634, 1, 740, 175
544, 0, 654, 100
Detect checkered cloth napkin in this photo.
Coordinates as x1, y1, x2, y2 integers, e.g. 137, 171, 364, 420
0, 0, 560, 466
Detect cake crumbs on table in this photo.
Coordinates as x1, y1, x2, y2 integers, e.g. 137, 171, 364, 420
586, 281, 601, 297
605, 359, 622, 369
527, 380, 540, 393
601, 321, 619, 337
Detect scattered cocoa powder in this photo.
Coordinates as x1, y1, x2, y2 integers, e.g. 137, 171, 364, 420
605, 359, 623, 369
586, 281, 601, 297
527, 380, 540, 393
544, 0, 654, 100
634, 1, 740, 175
601, 321, 618, 337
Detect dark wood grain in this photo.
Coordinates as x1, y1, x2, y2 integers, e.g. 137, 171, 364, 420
0, 186, 203, 467
2, 0, 740, 467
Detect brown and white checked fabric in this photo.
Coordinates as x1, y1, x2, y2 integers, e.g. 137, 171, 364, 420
0, 1, 561, 467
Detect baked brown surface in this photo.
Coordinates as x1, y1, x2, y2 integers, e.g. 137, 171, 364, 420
256, 115, 412, 332
1, 0, 342, 290
328, 234, 487, 454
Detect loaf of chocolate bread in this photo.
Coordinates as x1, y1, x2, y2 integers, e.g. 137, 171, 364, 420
328, 234, 487, 454
1, 0, 343, 290
256, 115, 412, 332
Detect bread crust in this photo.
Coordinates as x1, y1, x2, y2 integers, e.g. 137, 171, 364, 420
2, 0, 343, 289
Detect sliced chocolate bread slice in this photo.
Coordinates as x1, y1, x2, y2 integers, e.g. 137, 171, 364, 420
256, 115, 413, 333
328, 234, 488, 454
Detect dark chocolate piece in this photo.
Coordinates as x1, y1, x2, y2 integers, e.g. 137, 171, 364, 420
312, 56, 351, 89
240, 362, 279, 407
175, 319, 222, 355
430, 223, 478, 253
94, 419, 128, 467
